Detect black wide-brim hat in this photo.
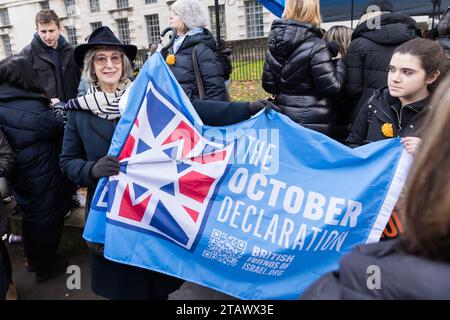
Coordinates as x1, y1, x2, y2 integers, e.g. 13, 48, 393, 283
74, 26, 138, 68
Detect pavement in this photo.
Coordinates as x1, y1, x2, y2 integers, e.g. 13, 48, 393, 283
6, 203, 235, 300
8, 243, 235, 300
8, 243, 104, 300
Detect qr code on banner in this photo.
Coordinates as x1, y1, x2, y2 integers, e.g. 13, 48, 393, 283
202, 229, 247, 266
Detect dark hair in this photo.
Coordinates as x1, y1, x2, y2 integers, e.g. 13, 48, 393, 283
364, 0, 393, 13
0, 55, 47, 95
401, 74, 450, 262
437, 9, 450, 37
393, 38, 445, 90
35, 9, 60, 28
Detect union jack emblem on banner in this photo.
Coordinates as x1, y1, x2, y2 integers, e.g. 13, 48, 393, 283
93, 80, 234, 250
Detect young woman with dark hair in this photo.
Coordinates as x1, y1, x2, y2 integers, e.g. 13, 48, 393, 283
346, 38, 446, 155
0, 55, 47, 95
301, 73, 450, 300
344, 1, 419, 120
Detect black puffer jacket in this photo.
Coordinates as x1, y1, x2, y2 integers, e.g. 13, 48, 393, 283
346, 87, 430, 148
262, 19, 346, 136
300, 240, 450, 299
0, 129, 14, 238
344, 13, 418, 119
169, 29, 226, 101
0, 84, 73, 227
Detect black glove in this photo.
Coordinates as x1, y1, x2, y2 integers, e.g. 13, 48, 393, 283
90, 155, 120, 179
327, 40, 340, 58
248, 100, 282, 115
51, 103, 68, 127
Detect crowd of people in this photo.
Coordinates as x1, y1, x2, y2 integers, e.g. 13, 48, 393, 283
0, 0, 449, 300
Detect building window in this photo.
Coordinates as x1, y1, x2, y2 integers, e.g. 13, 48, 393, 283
65, 0, 77, 16
0, 9, 10, 26
245, 0, 264, 38
90, 21, 102, 31
145, 0, 157, 4
117, 0, 129, 9
2, 35, 13, 57
116, 18, 131, 44
90, 0, 100, 13
40, 1, 50, 10
208, 5, 226, 40
66, 26, 78, 45
145, 14, 160, 45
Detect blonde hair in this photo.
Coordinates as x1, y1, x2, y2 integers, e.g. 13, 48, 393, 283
401, 74, 450, 262
82, 46, 132, 84
323, 26, 353, 58
282, 0, 321, 27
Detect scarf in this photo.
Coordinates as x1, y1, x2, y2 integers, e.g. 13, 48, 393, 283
64, 79, 132, 120
173, 28, 203, 54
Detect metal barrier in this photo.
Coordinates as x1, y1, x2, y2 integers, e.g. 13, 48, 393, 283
133, 38, 269, 81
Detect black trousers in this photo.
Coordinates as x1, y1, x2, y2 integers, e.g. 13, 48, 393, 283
90, 252, 183, 300
0, 241, 11, 300
21, 219, 64, 272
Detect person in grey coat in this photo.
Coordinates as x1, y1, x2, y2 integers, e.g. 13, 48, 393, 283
300, 74, 450, 300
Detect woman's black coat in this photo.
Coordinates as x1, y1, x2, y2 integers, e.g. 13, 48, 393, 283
169, 29, 227, 102
300, 240, 450, 299
0, 84, 73, 227
262, 19, 346, 136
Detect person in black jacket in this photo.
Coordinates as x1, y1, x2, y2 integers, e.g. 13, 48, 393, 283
262, 0, 346, 137
323, 26, 354, 142
300, 74, 450, 300
346, 38, 446, 155
0, 55, 74, 284
0, 129, 14, 300
20, 10, 80, 108
437, 8, 450, 60
167, 0, 227, 101
344, 1, 418, 120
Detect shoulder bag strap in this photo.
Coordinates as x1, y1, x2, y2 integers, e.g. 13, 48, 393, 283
192, 44, 205, 100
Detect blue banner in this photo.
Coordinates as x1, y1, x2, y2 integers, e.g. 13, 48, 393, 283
83, 53, 412, 300
259, 0, 450, 22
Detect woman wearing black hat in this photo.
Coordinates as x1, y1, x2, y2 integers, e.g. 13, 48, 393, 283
60, 26, 278, 299
59, 26, 183, 299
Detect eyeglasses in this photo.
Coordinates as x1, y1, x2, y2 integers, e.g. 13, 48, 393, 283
93, 54, 122, 66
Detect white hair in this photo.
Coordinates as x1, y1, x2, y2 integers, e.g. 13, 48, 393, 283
171, 0, 209, 30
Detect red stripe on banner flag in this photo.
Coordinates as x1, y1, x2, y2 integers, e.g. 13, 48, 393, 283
118, 185, 151, 222
119, 134, 136, 161
183, 205, 199, 223
190, 150, 227, 164
179, 171, 215, 203
162, 121, 200, 158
